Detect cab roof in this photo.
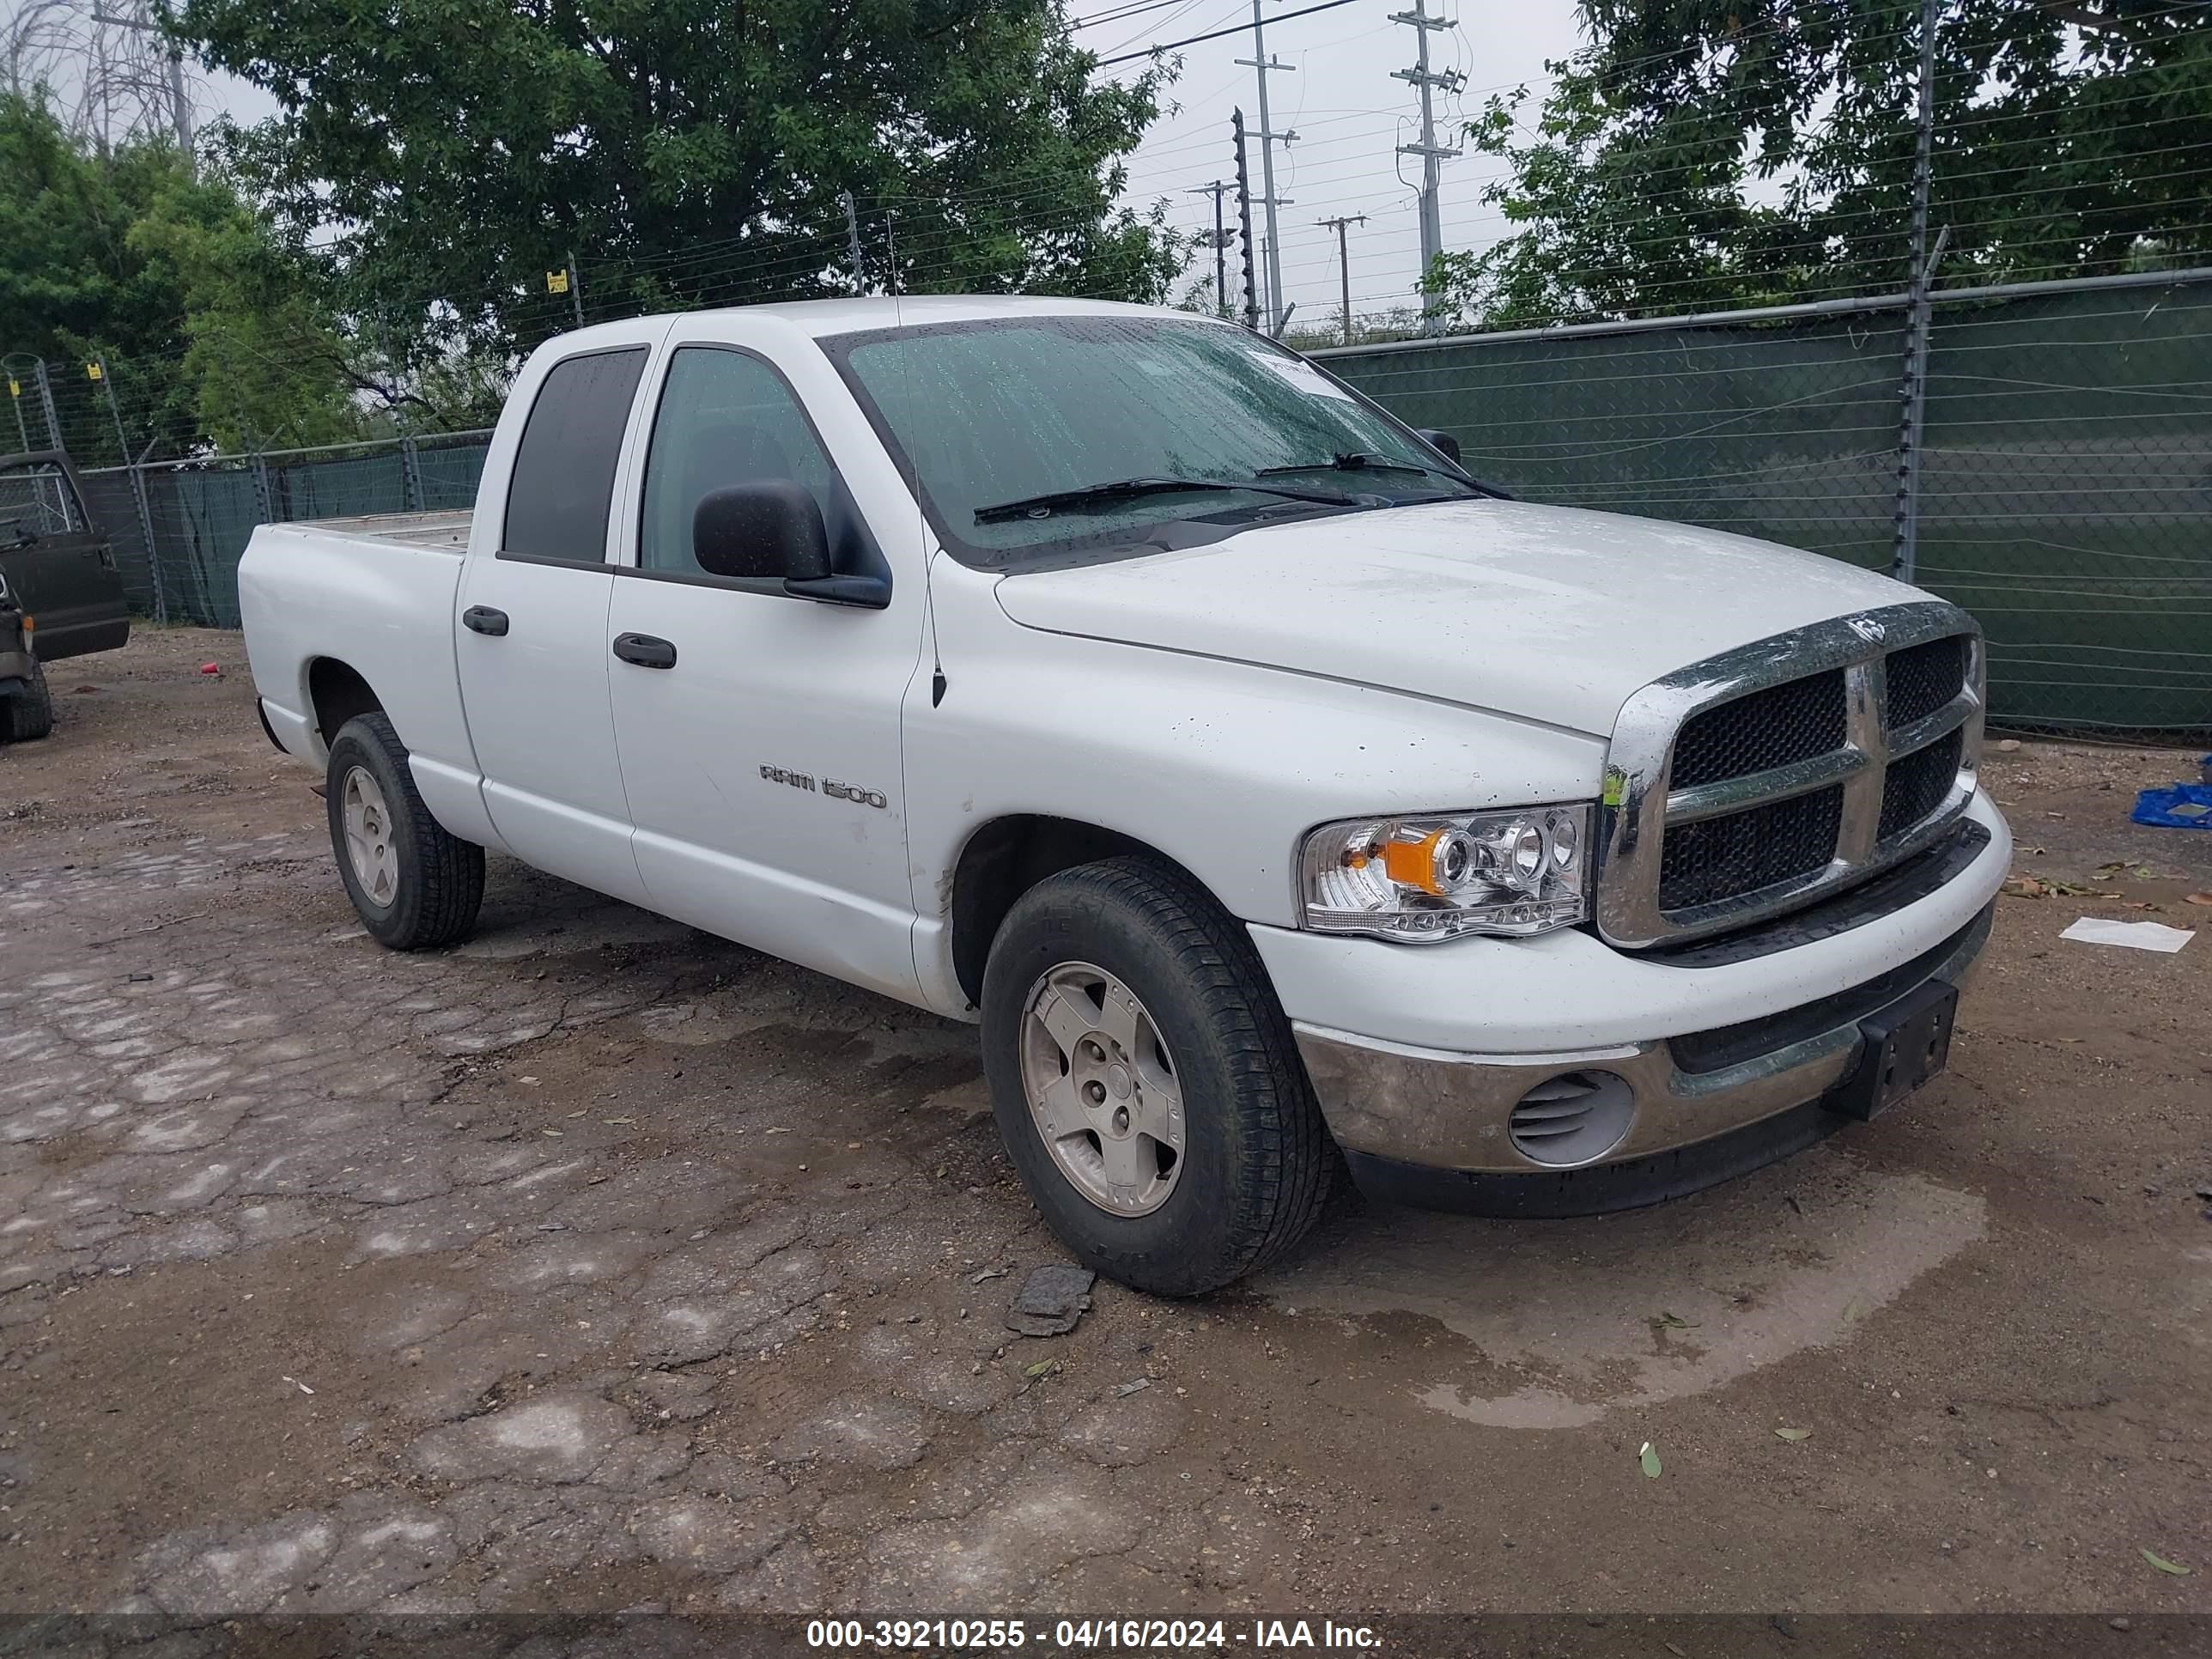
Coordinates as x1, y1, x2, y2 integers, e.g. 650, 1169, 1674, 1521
696, 295, 1200, 339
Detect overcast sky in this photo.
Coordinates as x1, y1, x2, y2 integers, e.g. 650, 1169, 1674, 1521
167, 0, 1588, 324
1094, 0, 1586, 326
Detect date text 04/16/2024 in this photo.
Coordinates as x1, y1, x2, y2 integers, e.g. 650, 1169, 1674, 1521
803, 1620, 1382, 1650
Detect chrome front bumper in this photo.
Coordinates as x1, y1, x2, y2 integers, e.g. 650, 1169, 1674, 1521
1296, 904, 1993, 1187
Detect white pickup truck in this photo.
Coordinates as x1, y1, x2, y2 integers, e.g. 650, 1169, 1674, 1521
242, 296, 2009, 1294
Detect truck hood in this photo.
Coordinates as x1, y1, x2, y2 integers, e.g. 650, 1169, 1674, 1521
993, 499, 1919, 736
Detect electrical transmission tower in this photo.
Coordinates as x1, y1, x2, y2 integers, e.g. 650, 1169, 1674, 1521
94, 1, 191, 169
3, 0, 196, 161
1392, 0, 1463, 330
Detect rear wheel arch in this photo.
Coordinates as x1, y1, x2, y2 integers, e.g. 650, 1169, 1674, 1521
306, 657, 384, 750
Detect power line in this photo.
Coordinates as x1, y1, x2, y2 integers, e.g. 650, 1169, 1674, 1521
1086, 0, 1224, 62
1070, 0, 1197, 29
1094, 0, 1364, 66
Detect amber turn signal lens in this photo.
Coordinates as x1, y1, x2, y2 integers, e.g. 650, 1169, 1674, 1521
1380, 830, 1448, 895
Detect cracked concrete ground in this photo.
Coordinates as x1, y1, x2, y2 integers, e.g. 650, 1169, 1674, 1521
1, 629, 2208, 1623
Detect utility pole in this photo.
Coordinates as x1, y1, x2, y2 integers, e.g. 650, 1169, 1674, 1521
839, 191, 866, 293
1235, 2, 1297, 333
1392, 0, 1463, 331
1188, 182, 1231, 316
1232, 111, 1260, 332
1317, 213, 1368, 346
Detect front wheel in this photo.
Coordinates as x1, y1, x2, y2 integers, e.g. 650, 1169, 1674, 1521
980, 857, 1334, 1296
325, 712, 484, 950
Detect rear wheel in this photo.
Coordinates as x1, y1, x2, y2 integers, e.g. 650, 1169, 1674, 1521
325, 712, 483, 950
980, 856, 1334, 1296
0, 659, 53, 743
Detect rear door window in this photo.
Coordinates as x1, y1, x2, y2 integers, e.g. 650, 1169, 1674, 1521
502, 348, 648, 563
0, 460, 88, 544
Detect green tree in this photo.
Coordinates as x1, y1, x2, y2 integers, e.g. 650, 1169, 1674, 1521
176, 0, 1185, 357
0, 90, 362, 460
1427, 0, 2212, 329
128, 188, 371, 452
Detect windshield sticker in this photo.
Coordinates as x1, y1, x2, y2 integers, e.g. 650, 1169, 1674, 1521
1249, 353, 1358, 402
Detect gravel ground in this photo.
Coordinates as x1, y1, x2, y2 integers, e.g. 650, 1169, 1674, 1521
0, 628, 2207, 1625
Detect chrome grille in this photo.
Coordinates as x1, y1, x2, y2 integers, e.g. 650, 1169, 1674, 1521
1885, 635, 1971, 730
1596, 603, 1984, 949
1669, 670, 1847, 789
1879, 726, 1966, 841
1658, 784, 1844, 910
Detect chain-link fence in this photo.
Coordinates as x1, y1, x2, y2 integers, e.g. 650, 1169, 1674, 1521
1316, 267, 2212, 736
79, 430, 491, 628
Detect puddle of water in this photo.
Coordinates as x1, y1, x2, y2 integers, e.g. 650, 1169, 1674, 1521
1256, 1150, 1984, 1428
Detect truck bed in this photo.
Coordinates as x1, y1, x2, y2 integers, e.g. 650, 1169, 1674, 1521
239, 514, 477, 785
300, 508, 474, 551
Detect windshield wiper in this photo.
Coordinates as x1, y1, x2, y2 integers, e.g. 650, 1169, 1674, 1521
974, 475, 1359, 524
1257, 451, 1459, 483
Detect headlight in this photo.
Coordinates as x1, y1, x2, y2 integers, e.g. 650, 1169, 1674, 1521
1299, 804, 1595, 941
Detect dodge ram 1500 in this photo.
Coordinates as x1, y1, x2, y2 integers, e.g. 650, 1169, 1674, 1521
241, 297, 2010, 1293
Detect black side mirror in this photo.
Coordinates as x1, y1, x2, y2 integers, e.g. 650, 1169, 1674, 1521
692, 480, 832, 582
1415, 428, 1462, 465
690, 480, 890, 607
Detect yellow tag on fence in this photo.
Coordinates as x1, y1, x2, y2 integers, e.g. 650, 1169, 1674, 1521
547, 270, 570, 295
87, 361, 103, 380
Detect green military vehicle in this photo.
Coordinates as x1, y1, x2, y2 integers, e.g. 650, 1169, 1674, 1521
0, 450, 130, 743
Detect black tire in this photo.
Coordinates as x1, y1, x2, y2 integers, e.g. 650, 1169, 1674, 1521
325, 712, 484, 950
980, 856, 1334, 1297
1, 659, 53, 743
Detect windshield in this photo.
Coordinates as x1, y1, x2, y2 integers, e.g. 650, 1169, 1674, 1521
823, 313, 1476, 567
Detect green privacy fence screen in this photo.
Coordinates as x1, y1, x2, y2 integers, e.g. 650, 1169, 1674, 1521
81, 431, 492, 629
1313, 268, 2212, 736
77, 269, 2210, 732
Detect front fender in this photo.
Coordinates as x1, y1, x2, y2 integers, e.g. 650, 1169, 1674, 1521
904, 616, 1607, 935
